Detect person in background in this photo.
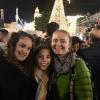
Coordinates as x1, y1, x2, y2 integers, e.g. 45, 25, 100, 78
46, 22, 59, 37
0, 31, 36, 100
43, 22, 59, 45
0, 29, 8, 49
80, 28, 100, 100
71, 36, 81, 53
33, 44, 53, 100
48, 30, 93, 100
80, 40, 89, 49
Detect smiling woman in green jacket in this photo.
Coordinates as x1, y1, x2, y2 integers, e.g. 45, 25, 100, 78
47, 30, 93, 100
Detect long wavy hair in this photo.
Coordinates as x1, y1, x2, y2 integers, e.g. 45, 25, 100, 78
6, 31, 35, 76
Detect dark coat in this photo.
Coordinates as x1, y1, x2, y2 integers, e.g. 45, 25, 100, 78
0, 52, 37, 100
80, 41, 100, 100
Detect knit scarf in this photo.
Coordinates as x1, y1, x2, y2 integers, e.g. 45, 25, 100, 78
34, 68, 48, 100
53, 52, 77, 100
53, 52, 77, 75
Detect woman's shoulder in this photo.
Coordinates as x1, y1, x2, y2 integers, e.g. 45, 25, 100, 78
74, 58, 90, 73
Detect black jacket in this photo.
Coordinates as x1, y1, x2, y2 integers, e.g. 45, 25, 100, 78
80, 41, 100, 100
0, 52, 37, 100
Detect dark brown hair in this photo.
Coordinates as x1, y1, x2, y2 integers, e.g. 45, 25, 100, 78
7, 31, 35, 76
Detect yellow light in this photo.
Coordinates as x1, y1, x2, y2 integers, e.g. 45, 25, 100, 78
66, 15, 84, 36
67, 0, 71, 4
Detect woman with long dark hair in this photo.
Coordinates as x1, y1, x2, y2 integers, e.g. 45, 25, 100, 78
33, 44, 53, 100
0, 31, 36, 100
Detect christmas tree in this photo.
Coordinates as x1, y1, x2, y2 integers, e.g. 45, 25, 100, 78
49, 0, 67, 30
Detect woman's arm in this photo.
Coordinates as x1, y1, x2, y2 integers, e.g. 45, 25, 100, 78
74, 58, 93, 100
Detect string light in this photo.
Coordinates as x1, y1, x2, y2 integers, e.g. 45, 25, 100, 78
67, 0, 71, 4
49, 0, 67, 30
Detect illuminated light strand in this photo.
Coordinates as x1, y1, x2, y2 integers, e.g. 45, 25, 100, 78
67, 0, 71, 4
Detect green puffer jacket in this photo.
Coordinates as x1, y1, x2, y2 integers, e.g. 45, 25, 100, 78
50, 58, 93, 100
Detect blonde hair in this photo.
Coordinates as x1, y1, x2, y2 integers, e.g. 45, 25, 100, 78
52, 29, 72, 47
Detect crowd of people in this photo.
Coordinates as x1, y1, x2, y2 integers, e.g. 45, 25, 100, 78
0, 21, 100, 100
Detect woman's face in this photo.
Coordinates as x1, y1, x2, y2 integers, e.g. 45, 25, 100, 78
51, 31, 70, 56
36, 48, 51, 71
15, 36, 32, 61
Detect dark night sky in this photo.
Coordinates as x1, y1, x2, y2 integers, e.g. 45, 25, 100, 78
0, 0, 100, 23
